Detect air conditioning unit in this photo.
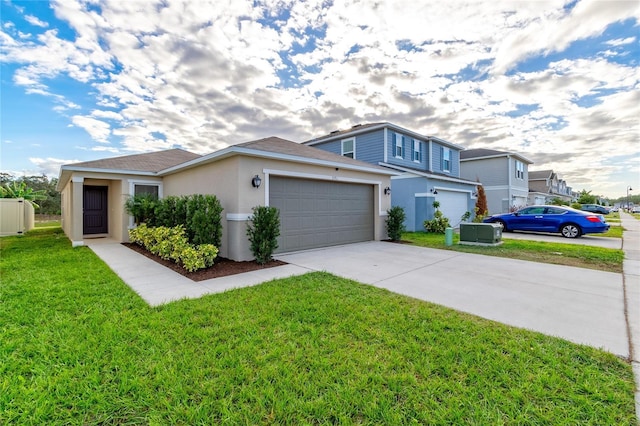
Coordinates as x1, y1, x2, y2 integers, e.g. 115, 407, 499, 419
459, 223, 502, 246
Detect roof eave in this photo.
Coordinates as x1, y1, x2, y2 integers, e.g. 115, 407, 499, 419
380, 162, 481, 185
305, 122, 465, 151
460, 152, 534, 164
159, 146, 399, 176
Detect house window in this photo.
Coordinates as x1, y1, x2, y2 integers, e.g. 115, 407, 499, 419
515, 160, 524, 179
134, 184, 159, 198
442, 148, 451, 172
341, 138, 355, 158
412, 139, 421, 162
395, 133, 403, 158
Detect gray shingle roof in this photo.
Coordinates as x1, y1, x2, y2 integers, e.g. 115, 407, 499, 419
235, 136, 391, 171
528, 169, 554, 180
460, 148, 533, 163
304, 123, 386, 143
460, 148, 507, 159
64, 149, 201, 172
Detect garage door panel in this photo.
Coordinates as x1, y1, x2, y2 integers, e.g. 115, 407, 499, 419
270, 177, 374, 253
436, 190, 468, 227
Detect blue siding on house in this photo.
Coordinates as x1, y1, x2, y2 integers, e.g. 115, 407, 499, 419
390, 176, 429, 232
431, 143, 459, 177
313, 139, 342, 156
352, 129, 384, 164
311, 130, 385, 163
385, 129, 429, 171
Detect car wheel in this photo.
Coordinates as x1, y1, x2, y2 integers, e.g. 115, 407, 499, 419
561, 224, 581, 238
496, 220, 508, 232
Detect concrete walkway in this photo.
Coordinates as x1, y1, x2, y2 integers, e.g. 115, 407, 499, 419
619, 212, 640, 418
86, 238, 309, 306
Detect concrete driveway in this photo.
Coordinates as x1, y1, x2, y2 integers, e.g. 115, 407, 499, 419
501, 231, 622, 249
276, 241, 628, 358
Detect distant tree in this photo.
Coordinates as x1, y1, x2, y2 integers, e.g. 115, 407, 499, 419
0, 174, 61, 214
576, 190, 597, 204
550, 197, 569, 206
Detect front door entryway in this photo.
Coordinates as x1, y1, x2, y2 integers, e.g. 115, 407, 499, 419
83, 185, 108, 234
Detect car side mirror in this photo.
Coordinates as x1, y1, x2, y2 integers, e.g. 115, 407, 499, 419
513, 212, 519, 216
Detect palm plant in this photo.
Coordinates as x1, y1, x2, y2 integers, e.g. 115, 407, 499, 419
0, 181, 47, 209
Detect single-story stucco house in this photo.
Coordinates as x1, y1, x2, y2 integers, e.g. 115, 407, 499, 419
57, 137, 395, 261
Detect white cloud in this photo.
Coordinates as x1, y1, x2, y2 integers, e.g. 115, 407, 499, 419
606, 36, 636, 46
29, 157, 74, 178
1, 0, 638, 196
71, 116, 111, 143
25, 15, 48, 28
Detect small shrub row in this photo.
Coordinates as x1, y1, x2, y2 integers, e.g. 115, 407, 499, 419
129, 224, 218, 272
125, 194, 223, 247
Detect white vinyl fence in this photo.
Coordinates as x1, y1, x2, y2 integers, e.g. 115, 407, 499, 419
0, 198, 35, 236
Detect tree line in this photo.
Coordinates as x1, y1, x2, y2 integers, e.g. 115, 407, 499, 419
0, 173, 61, 215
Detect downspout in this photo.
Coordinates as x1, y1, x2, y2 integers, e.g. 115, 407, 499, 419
507, 155, 512, 208
427, 137, 433, 173
383, 129, 388, 163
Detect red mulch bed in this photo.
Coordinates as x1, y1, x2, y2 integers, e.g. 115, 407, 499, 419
122, 243, 286, 282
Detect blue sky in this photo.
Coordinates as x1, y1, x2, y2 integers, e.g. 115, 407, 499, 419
1, 0, 638, 198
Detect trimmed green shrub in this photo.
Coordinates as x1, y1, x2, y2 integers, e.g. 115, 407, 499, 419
124, 194, 158, 225
386, 206, 406, 241
138, 194, 222, 248
129, 224, 218, 272
186, 194, 223, 247
246, 206, 280, 265
424, 201, 450, 233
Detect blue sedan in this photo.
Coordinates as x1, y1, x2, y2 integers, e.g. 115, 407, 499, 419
483, 205, 610, 238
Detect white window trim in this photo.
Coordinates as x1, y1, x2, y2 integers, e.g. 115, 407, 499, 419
515, 160, 524, 180
395, 133, 403, 159
341, 137, 355, 158
442, 148, 451, 173
127, 179, 163, 228
412, 139, 421, 163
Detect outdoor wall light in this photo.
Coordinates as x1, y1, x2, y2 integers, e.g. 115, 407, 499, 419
384, 186, 391, 195
430, 188, 438, 195
251, 174, 262, 188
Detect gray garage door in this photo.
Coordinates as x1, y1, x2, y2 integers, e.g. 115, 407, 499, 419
270, 177, 374, 253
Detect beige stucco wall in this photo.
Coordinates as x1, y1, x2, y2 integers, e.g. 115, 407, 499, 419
60, 172, 162, 246
62, 154, 391, 259
163, 154, 391, 261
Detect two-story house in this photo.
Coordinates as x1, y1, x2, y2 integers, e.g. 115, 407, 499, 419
460, 148, 533, 214
305, 123, 479, 231
528, 169, 573, 204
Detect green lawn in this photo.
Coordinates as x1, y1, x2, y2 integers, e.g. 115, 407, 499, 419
403, 232, 624, 273
1, 228, 636, 424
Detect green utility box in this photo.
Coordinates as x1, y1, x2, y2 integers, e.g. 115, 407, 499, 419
459, 223, 502, 245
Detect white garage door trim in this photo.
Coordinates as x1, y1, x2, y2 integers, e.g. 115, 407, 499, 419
269, 176, 375, 253
263, 168, 385, 215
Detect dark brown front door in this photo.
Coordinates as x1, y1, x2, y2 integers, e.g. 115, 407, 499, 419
83, 186, 108, 234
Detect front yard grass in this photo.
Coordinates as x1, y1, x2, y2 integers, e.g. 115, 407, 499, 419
403, 232, 624, 273
1, 228, 636, 424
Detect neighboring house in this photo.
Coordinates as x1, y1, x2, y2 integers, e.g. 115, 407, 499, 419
460, 148, 533, 214
57, 137, 394, 261
304, 123, 479, 231
528, 169, 574, 204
